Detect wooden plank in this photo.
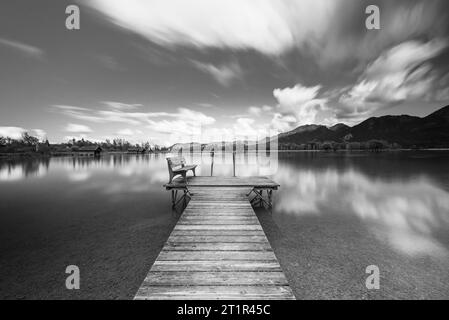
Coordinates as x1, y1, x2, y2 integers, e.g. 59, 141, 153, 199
181, 214, 258, 219
184, 209, 255, 214
188, 202, 250, 206
164, 242, 272, 251
168, 235, 269, 243
150, 260, 282, 272
170, 230, 266, 236
142, 271, 289, 286
174, 225, 263, 231
179, 219, 260, 224
135, 285, 295, 300
177, 220, 260, 225
157, 251, 277, 261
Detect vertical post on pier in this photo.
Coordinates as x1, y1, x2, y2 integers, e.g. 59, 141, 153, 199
233, 151, 236, 177
210, 149, 214, 177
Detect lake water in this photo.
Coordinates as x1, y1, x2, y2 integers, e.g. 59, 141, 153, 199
1, 151, 448, 299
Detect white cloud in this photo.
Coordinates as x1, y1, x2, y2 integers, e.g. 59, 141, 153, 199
116, 129, 134, 136
65, 123, 93, 133
53, 105, 90, 111
274, 85, 321, 112
147, 108, 216, 137
0, 38, 44, 58
0, 127, 26, 140
192, 61, 242, 86
54, 103, 216, 131
272, 84, 333, 129
87, 0, 340, 56
102, 101, 142, 110
116, 128, 143, 136
0, 127, 46, 140
248, 105, 272, 117
270, 113, 297, 133
340, 39, 449, 118
31, 129, 47, 141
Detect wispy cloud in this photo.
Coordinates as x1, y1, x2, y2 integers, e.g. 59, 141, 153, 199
248, 106, 272, 117
191, 61, 243, 86
116, 128, 143, 136
339, 39, 449, 120
102, 101, 143, 110
87, 0, 338, 56
86, 0, 449, 69
0, 38, 44, 59
65, 123, 93, 133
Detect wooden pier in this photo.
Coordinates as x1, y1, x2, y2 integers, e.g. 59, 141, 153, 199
134, 177, 295, 300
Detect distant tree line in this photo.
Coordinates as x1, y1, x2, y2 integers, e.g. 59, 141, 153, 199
278, 140, 401, 152
0, 133, 169, 156
0, 132, 405, 157
66, 138, 168, 152
0, 133, 50, 155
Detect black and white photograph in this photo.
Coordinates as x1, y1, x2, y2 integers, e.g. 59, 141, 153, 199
1, 0, 449, 307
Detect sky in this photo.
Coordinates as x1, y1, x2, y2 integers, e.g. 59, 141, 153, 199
1, 0, 449, 145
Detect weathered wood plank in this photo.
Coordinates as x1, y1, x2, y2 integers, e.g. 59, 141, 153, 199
150, 260, 281, 272
168, 235, 269, 243
157, 251, 277, 261
142, 271, 289, 286
178, 220, 260, 225
188, 202, 251, 207
174, 225, 263, 231
164, 242, 272, 251
183, 210, 255, 215
170, 230, 267, 236
135, 285, 295, 300
180, 216, 258, 221
178, 219, 260, 225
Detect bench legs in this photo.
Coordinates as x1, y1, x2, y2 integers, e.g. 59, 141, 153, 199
247, 188, 274, 210
171, 188, 192, 208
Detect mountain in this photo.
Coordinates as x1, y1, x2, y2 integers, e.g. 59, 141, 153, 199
278, 105, 449, 148
278, 125, 342, 145
329, 123, 350, 132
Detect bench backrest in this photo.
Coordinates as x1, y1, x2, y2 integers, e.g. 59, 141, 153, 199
167, 157, 186, 172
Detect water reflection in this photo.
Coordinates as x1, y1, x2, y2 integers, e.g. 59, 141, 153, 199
0, 159, 49, 181
275, 166, 449, 257
2, 152, 449, 259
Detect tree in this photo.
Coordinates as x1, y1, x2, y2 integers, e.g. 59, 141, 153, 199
21, 132, 39, 146
368, 140, 387, 152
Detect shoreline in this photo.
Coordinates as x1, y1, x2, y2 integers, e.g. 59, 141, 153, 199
1, 148, 449, 160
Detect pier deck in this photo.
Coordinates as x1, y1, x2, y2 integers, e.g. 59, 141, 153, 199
164, 176, 280, 189
135, 177, 295, 300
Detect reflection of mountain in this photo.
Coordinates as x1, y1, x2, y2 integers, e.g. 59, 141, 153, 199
279, 105, 449, 148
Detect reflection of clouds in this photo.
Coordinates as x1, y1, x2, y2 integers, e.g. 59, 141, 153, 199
275, 167, 449, 257
0, 166, 24, 181
0, 161, 49, 181
68, 171, 91, 182
61, 154, 169, 195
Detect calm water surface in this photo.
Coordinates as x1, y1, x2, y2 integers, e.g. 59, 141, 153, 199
0, 152, 448, 299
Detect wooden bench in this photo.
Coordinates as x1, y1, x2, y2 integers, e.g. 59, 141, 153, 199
167, 156, 197, 183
